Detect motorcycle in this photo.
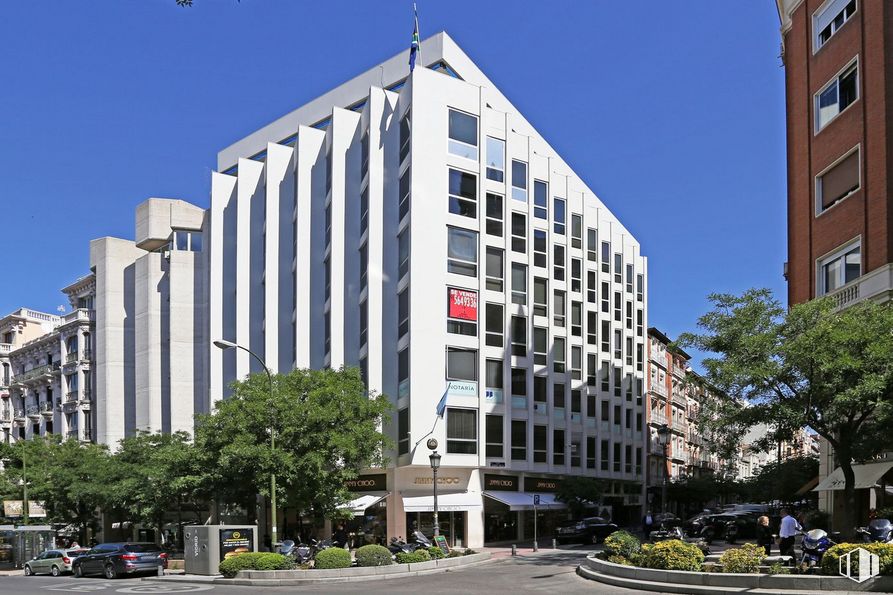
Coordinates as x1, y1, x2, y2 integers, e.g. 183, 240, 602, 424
410, 530, 433, 549
724, 520, 739, 545
387, 536, 420, 556
280, 538, 323, 565
649, 524, 684, 542
856, 519, 893, 543
799, 529, 835, 567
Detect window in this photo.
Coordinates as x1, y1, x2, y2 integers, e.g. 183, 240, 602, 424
485, 358, 503, 390
601, 439, 609, 471
816, 62, 858, 131
399, 110, 411, 163
819, 241, 861, 294
601, 361, 610, 392
625, 264, 634, 293
398, 348, 409, 392
554, 383, 566, 409
554, 244, 565, 281
571, 258, 582, 293
446, 408, 477, 454
173, 230, 202, 252
511, 367, 527, 400
613, 404, 621, 426
601, 321, 610, 354
625, 444, 632, 472
511, 263, 527, 305
446, 347, 477, 381
486, 193, 503, 236
361, 132, 369, 177
534, 376, 547, 409
571, 389, 581, 414
613, 366, 622, 397
533, 180, 548, 219
554, 290, 566, 327
511, 160, 527, 201
486, 137, 505, 182
587, 393, 596, 418
571, 301, 582, 337
601, 282, 610, 313
637, 274, 644, 302
601, 400, 609, 421
587, 437, 596, 469
571, 346, 582, 380
533, 229, 547, 268
486, 247, 504, 291
398, 230, 410, 279
359, 244, 368, 289
511, 212, 526, 253
601, 241, 610, 273
512, 316, 528, 357
534, 425, 547, 462
614, 253, 622, 284
398, 289, 409, 338
533, 327, 547, 364
587, 353, 597, 386
447, 227, 478, 276
613, 442, 621, 472
448, 109, 478, 160
587, 271, 597, 303
325, 203, 332, 247
533, 277, 548, 317
587, 311, 597, 345
486, 414, 503, 458
571, 214, 582, 249
511, 420, 527, 460
360, 186, 369, 235
614, 330, 622, 361
817, 148, 859, 213
637, 343, 644, 371
399, 165, 411, 221
398, 407, 409, 455
587, 228, 597, 262
554, 198, 566, 234
626, 302, 633, 330
485, 303, 504, 347
553, 430, 565, 465
814, 0, 857, 50
554, 337, 565, 373
614, 292, 622, 322
448, 169, 477, 218
447, 288, 477, 336
626, 337, 633, 366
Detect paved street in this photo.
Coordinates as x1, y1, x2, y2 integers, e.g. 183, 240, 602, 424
0, 551, 669, 595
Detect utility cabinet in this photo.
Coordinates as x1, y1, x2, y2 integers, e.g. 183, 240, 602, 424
183, 525, 258, 575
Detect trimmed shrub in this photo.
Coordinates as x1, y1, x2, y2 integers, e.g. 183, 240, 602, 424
313, 547, 352, 569
606, 554, 634, 566
719, 543, 765, 574
821, 542, 893, 576
218, 553, 292, 578
427, 546, 445, 559
641, 539, 704, 571
355, 544, 393, 567
464, 549, 477, 555
769, 562, 790, 575
396, 549, 431, 564
603, 530, 641, 559
448, 549, 463, 558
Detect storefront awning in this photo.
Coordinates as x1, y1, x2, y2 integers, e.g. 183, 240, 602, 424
402, 492, 482, 512
342, 492, 389, 516
795, 476, 819, 496
814, 461, 893, 491
483, 491, 567, 511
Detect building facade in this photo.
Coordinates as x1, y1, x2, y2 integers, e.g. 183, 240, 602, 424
208, 32, 649, 547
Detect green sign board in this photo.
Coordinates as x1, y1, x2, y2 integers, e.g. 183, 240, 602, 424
434, 535, 450, 555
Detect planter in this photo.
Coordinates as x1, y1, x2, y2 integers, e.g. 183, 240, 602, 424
578, 554, 893, 593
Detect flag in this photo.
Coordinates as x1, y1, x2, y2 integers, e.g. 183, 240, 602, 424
436, 385, 448, 418
409, 4, 420, 72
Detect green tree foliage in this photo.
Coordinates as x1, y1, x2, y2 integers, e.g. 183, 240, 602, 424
737, 456, 819, 505
679, 289, 893, 535
554, 476, 607, 519
196, 366, 390, 520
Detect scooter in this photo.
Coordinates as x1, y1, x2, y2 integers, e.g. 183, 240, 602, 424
799, 529, 835, 567
410, 530, 433, 549
856, 519, 893, 543
279, 538, 321, 565
387, 536, 420, 556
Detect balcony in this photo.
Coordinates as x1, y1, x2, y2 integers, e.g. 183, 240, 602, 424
65, 352, 79, 364
19, 363, 60, 384
649, 409, 668, 426
26, 405, 40, 420
65, 391, 79, 402
40, 401, 54, 417
827, 263, 893, 310
66, 430, 79, 440
61, 308, 95, 325
0, 343, 10, 355
13, 409, 25, 422
82, 349, 92, 361
80, 388, 91, 403
650, 382, 667, 397
0, 409, 11, 423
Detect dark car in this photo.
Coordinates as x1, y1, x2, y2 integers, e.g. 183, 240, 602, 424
555, 517, 618, 545
73, 543, 168, 579
683, 513, 760, 542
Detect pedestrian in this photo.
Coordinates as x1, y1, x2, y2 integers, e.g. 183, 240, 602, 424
642, 510, 654, 538
756, 515, 773, 557
333, 524, 349, 549
778, 508, 801, 557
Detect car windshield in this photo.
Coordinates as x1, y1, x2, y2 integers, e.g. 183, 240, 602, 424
585, 518, 607, 524
123, 544, 162, 553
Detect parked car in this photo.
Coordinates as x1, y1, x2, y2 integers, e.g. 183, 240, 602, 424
555, 517, 619, 545
72, 543, 168, 579
24, 548, 89, 576
683, 512, 761, 542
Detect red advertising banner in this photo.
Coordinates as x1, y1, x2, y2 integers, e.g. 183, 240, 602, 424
448, 288, 478, 321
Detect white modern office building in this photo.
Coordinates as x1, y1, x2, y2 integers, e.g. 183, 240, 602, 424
209, 32, 648, 547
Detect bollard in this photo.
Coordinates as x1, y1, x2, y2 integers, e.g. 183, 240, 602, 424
552, 538, 557, 549
157, 564, 164, 577
511, 544, 517, 556
533, 540, 538, 552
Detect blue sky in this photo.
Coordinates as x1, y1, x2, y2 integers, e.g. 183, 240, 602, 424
0, 1, 787, 350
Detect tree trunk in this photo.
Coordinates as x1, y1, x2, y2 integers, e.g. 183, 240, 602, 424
836, 445, 858, 540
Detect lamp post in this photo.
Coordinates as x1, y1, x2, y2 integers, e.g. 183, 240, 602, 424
656, 423, 670, 517
213, 339, 277, 550
427, 438, 441, 538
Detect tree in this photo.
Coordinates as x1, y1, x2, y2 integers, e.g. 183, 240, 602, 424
740, 455, 819, 506
196, 366, 391, 521
679, 289, 893, 536
555, 476, 607, 519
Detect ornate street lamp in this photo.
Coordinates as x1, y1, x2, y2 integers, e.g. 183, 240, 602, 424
214, 339, 278, 551
427, 438, 441, 538
656, 423, 670, 516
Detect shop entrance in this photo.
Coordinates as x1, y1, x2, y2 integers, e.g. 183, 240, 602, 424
405, 511, 465, 548
483, 498, 518, 543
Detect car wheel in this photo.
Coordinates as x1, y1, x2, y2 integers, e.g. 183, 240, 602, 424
51, 565, 61, 577
74, 565, 83, 578
104, 564, 117, 579
23, 565, 33, 576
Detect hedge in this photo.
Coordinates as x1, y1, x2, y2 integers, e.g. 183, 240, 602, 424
314, 547, 352, 569
640, 540, 704, 571
821, 542, 893, 576
218, 553, 291, 578
718, 543, 765, 573
355, 544, 393, 567
396, 549, 431, 564
603, 531, 641, 560
427, 546, 445, 559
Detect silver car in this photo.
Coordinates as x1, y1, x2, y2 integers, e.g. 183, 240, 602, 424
24, 548, 89, 576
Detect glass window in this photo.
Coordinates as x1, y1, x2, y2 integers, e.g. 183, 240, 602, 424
486, 414, 503, 458
447, 227, 478, 276
814, 0, 857, 50
511, 160, 527, 202
399, 110, 411, 163
533, 327, 547, 364
511, 263, 527, 305
511, 367, 527, 396
554, 244, 565, 281
485, 303, 504, 347
447, 408, 477, 454
601, 241, 610, 273
361, 132, 369, 176
359, 244, 368, 289
360, 186, 369, 235
533, 180, 548, 219
587, 353, 597, 386
399, 348, 409, 383
486, 137, 505, 182
399, 165, 411, 221
817, 149, 859, 213
533, 229, 547, 268
446, 347, 477, 381
486, 247, 504, 291
398, 230, 410, 279
554, 290, 566, 327
359, 300, 368, 347
486, 193, 503, 236
398, 289, 409, 338
511, 212, 526, 253
587, 228, 597, 262
571, 346, 582, 380
486, 359, 503, 388
819, 242, 861, 294
637, 274, 644, 302
511, 420, 527, 460
554, 198, 566, 235
533, 425, 547, 462
398, 407, 409, 455
553, 429, 565, 465
614, 253, 623, 284
175, 230, 188, 251
448, 109, 478, 160
512, 316, 527, 357
533, 277, 548, 317
571, 214, 582, 249
587, 311, 597, 345
571, 301, 582, 337
587, 271, 597, 304
448, 169, 477, 218
553, 337, 565, 373
571, 258, 582, 293
816, 63, 858, 131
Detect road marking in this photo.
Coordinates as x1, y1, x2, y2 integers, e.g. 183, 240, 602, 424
116, 586, 214, 593
43, 581, 109, 592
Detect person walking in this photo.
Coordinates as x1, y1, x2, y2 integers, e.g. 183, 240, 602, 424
778, 508, 801, 557
642, 510, 654, 538
756, 515, 773, 557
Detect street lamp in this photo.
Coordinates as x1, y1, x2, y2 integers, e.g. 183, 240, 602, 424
213, 339, 278, 551
656, 424, 670, 517
427, 438, 441, 538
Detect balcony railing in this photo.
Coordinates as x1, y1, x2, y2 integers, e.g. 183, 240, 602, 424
26, 405, 40, 418
0, 343, 11, 354
0, 409, 11, 422
66, 430, 79, 439
83, 349, 92, 361
61, 308, 95, 324
13, 409, 25, 420
18, 363, 60, 383
649, 409, 668, 426
80, 388, 91, 400
65, 352, 79, 364
82, 428, 92, 441
650, 382, 667, 397
65, 391, 79, 403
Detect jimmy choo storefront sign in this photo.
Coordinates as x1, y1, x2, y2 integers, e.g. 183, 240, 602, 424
413, 476, 462, 486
